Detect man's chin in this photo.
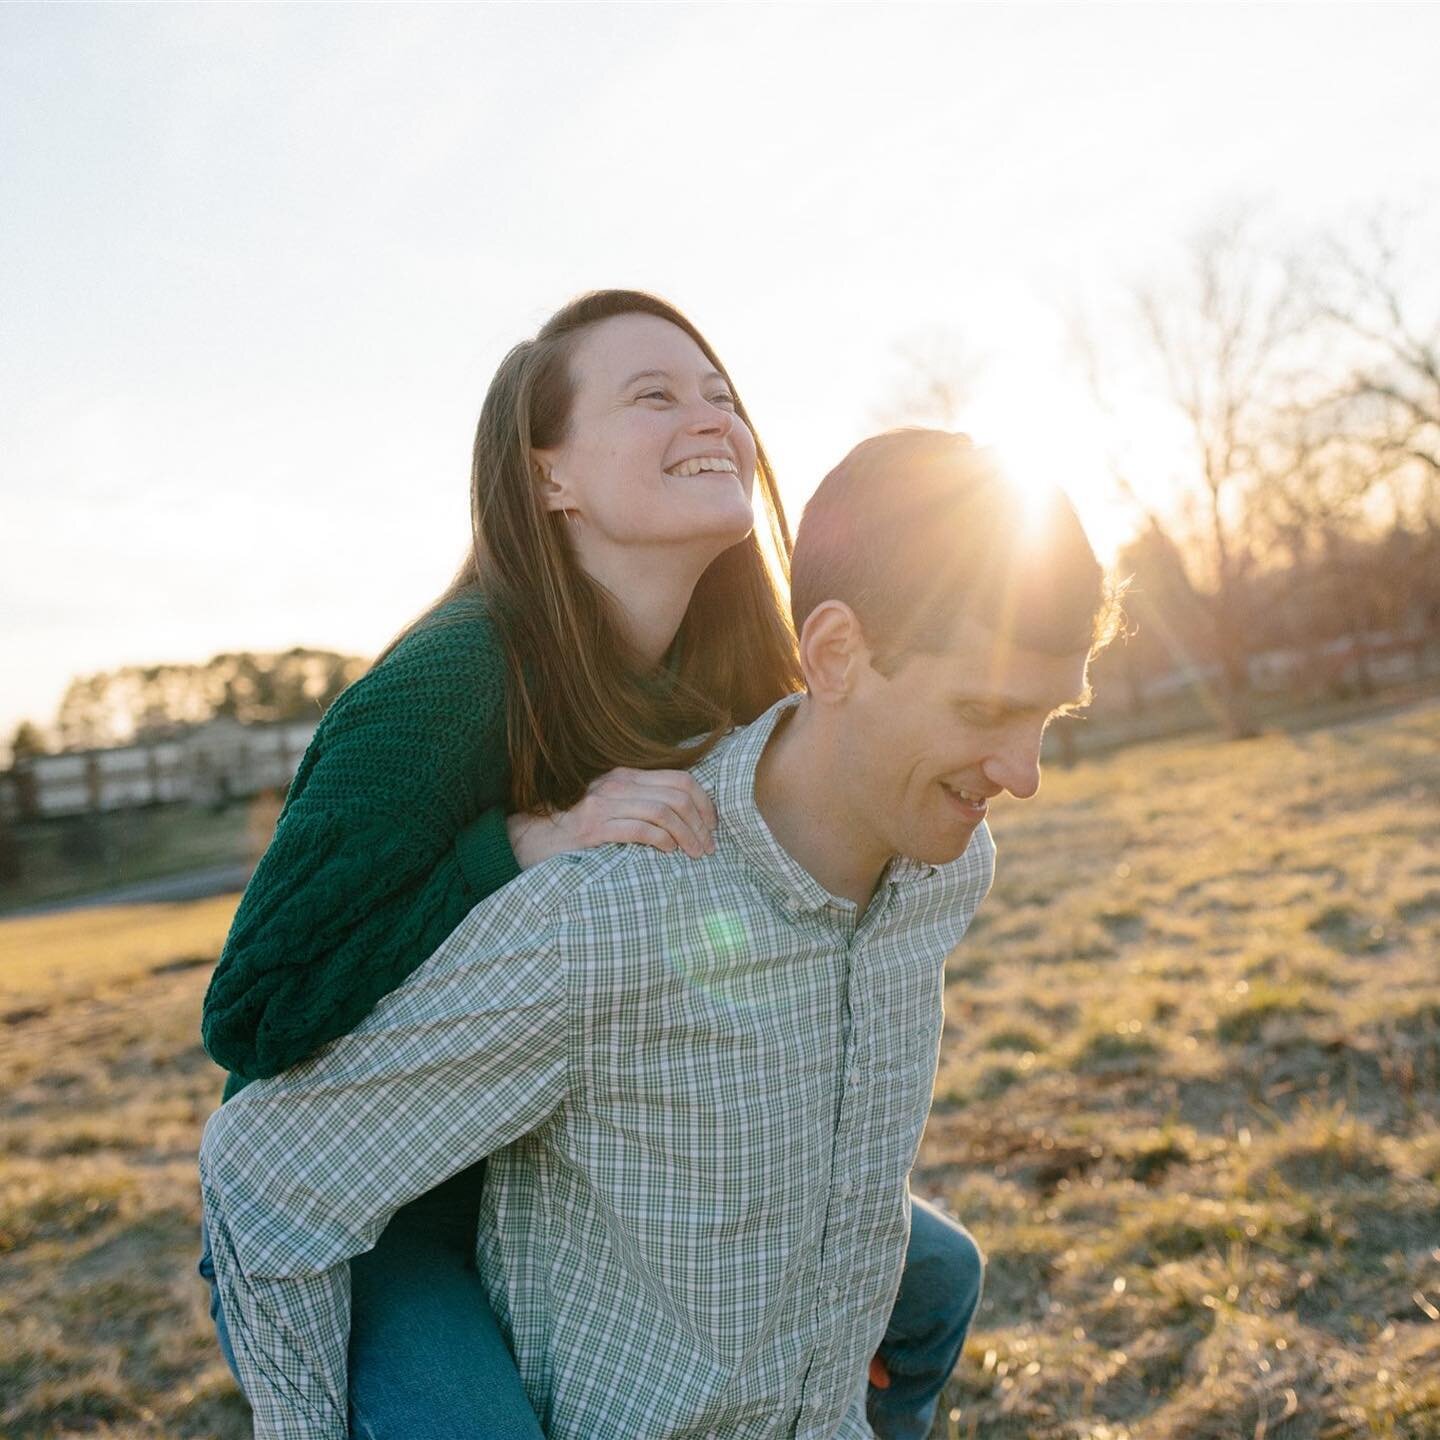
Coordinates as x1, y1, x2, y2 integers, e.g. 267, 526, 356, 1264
907, 822, 981, 869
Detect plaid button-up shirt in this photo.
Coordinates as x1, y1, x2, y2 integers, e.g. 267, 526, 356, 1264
200, 695, 995, 1440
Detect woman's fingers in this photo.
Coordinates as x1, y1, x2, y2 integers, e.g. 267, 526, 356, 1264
621, 769, 719, 834
592, 818, 683, 853
593, 794, 707, 858
515, 766, 720, 867
590, 770, 716, 857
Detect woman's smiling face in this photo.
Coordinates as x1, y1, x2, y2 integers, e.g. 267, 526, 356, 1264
532, 313, 758, 554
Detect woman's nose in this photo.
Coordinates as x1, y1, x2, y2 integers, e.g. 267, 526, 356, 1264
684, 398, 732, 435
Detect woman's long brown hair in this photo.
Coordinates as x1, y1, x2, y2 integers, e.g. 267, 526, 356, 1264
383, 290, 802, 812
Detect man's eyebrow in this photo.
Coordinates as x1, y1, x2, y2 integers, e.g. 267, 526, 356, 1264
956, 689, 1092, 715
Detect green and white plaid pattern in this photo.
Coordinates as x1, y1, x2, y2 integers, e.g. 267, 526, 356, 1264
200, 695, 995, 1439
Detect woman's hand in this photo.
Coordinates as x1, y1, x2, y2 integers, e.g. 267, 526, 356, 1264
507, 767, 718, 869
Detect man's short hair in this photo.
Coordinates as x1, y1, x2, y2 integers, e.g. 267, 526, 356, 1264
790, 429, 1122, 671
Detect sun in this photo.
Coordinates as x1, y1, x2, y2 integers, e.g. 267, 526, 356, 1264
960, 390, 1144, 567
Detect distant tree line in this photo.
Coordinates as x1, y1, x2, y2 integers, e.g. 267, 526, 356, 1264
11, 648, 369, 758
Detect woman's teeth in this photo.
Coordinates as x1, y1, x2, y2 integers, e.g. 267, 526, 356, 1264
667, 457, 737, 477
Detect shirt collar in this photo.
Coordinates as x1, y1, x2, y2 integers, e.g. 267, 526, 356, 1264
697, 694, 941, 916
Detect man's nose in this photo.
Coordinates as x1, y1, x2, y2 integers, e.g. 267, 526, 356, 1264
982, 729, 1043, 800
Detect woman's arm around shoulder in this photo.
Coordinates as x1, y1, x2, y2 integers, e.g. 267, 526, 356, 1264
201, 593, 522, 1084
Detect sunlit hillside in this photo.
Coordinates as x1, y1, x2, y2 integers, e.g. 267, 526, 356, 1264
2, 700, 1437, 1438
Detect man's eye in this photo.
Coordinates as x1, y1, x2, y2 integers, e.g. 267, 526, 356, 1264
959, 705, 1001, 725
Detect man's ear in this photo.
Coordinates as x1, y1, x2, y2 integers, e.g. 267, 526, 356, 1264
531, 449, 577, 515
799, 601, 873, 702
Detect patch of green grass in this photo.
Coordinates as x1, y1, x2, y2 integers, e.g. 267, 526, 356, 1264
1390, 1000, 1440, 1037
1306, 900, 1395, 955
1215, 982, 1326, 1045
0, 802, 265, 914
982, 1024, 1048, 1053
1073, 1023, 1161, 1071
1124, 1134, 1191, 1186
976, 1062, 1026, 1099
0, 1164, 140, 1253
1246, 1109, 1394, 1194
3, 1373, 143, 1435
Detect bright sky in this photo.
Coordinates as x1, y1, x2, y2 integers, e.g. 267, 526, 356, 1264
5, 2, 1439, 750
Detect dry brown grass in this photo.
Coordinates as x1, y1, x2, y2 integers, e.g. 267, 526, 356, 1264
2, 703, 1437, 1438
0, 901, 246, 1438
926, 698, 1440, 1438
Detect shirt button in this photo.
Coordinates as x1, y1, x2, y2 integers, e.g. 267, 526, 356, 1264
848, 1069, 862, 1087
837, 1179, 852, 1198
828, 1285, 840, 1303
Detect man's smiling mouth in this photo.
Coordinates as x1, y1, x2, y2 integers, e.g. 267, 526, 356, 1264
941, 782, 990, 815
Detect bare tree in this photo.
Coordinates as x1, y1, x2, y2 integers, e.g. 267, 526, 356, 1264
1253, 410, 1395, 696
1304, 215, 1440, 672
1311, 213, 1440, 517
1073, 213, 1308, 738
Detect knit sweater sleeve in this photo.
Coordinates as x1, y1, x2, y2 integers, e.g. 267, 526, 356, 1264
200, 595, 521, 1088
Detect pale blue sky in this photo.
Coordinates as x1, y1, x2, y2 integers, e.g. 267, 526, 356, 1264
5, 3, 1439, 749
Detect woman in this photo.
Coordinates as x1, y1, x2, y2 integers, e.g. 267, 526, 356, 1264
200, 290, 982, 1439
201, 289, 797, 1437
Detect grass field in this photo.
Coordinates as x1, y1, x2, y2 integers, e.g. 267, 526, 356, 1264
0, 803, 265, 915
1, 702, 1437, 1438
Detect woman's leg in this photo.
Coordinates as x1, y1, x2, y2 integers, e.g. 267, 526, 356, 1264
867, 1195, 985, 1440
197, 1227, 242, 1385
346, 1163, 543, 1440
201, 1162, 544, 1440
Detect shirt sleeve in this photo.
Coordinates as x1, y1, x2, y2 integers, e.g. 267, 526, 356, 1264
198, 885, 569, 1438
201, 600, 521, 1083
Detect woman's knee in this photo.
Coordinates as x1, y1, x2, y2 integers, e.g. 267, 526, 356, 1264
909, 1199, 985, 1319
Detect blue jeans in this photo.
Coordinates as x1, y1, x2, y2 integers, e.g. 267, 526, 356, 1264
201, 1170, 982, 1440
869, 1195, 985, 1440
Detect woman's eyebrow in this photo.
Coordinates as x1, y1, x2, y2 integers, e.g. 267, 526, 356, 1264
620, 368, 728, 389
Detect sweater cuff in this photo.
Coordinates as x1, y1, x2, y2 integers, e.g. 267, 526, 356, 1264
455, 806, 522, 899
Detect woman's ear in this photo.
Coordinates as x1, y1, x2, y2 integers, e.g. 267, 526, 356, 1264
798, 601, 872, 704
530, 449, 575, 514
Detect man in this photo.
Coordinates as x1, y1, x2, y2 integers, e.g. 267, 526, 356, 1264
200, 429, 1119, 1439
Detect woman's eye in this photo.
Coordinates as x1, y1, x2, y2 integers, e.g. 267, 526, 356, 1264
638, 389, 670, 402
710, 392, 737, 408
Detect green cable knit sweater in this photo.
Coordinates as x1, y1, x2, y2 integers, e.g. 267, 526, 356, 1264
201, 591, 520, 1102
